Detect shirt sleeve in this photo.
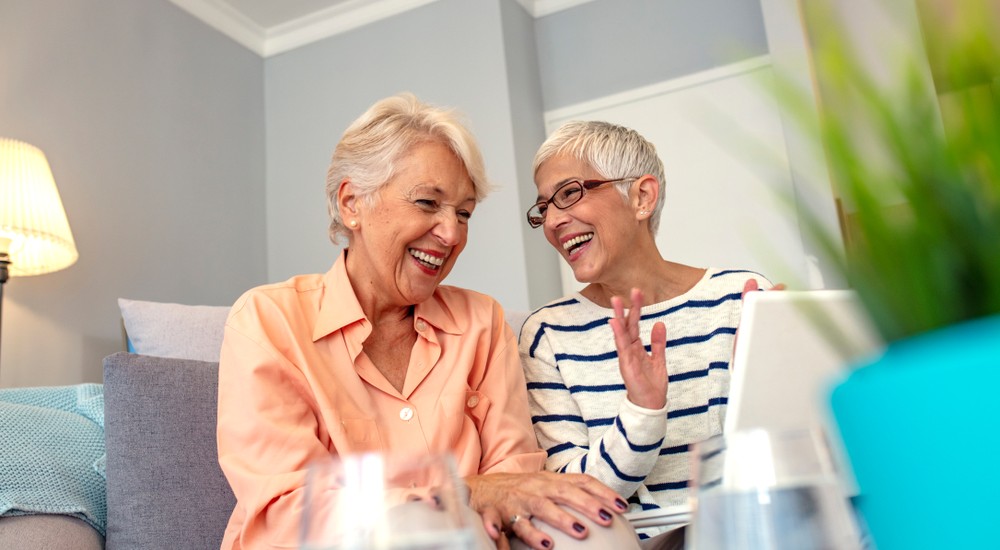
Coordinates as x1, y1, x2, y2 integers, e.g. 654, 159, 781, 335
474, 307, 547, 475
521, 324, 666, 500
217, 313, 329, 550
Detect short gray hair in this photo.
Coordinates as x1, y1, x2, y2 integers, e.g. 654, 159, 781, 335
326, 93, 492, 244
533, 120, 666, 235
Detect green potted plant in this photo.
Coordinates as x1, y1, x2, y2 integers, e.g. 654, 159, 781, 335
776, 2, 1000, 548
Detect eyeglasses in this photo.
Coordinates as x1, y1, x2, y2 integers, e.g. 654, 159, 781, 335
526, 178, 637, 228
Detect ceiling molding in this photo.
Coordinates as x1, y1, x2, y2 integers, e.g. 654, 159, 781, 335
532, 0, 599, 17
264, 0, 441, 57
169, 0, 267, 56
172, 0, 602, 58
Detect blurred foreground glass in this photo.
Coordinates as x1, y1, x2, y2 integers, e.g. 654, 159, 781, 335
689, 428, 862, 550
300, 453, 477, 550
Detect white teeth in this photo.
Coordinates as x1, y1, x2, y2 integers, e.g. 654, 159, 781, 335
563, 233, 594, 251
409, 249, 444, 267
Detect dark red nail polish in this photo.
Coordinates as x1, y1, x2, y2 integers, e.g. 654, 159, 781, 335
599, 509, 612, 521
573, 522, 585, 533
541, 540, 551, 548
615, 498, 628, 510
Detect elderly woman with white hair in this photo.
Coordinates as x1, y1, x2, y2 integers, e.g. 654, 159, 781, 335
217, 95, 637, 550
520, 120, 777, 548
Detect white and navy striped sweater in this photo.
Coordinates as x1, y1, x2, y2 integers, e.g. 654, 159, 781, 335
518, 269, 770, 537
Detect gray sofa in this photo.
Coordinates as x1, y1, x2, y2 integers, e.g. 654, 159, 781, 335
0, 301, 532, 549
102, 352, 235, 549
0, 352, 234, 550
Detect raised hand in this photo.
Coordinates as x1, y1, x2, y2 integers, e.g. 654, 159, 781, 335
609, 288, 668, 410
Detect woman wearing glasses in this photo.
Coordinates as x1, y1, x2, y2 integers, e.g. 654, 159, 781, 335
519, 120, 774, 547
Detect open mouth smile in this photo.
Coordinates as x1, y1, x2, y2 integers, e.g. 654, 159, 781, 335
409, 248, 445, 272
562, 233, 594, 257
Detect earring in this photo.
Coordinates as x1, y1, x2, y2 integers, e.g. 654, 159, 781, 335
639, 210, 650, 216
349, 220, 358, 228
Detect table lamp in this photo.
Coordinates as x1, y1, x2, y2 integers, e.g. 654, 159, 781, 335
0, 137, 79, 377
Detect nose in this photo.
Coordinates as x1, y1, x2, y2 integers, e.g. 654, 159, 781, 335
543, 205, 570, 230
432, 212, 464, 247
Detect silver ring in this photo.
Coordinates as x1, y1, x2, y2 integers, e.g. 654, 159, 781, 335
510, 514, 521, 526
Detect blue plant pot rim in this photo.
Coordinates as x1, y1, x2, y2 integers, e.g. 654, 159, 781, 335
854, 313, 1000, 371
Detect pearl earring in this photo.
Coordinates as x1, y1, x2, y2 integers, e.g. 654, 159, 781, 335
349, 220, 358, 228
639, 210, 650, 216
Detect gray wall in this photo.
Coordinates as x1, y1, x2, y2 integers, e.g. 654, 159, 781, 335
535, 0, 770, 110
0, 0, 267, 386
0, 0, 770, 386
263, 0, 771, 311
263, 0, 544, 311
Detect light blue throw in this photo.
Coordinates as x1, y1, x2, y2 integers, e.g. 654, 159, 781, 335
0, 383, 106, 535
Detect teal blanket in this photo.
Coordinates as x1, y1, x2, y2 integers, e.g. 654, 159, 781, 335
0, 383, 106, 535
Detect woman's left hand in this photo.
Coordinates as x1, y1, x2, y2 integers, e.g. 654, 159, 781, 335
466, 471, 628, 550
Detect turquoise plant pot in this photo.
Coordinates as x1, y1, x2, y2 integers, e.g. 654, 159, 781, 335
829, 314, 1000, 549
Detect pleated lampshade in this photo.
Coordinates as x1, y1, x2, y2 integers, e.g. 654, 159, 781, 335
0, 137, 79, 276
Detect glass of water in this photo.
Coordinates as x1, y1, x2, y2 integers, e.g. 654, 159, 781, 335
300, 452, 478, 550
688, 427, 862, 550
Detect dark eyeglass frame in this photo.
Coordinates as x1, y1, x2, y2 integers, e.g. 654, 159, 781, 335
526, 177, 637, 228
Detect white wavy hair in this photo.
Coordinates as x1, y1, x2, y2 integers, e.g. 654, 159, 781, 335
326, 93, 492, 244
533, 120, 666, 235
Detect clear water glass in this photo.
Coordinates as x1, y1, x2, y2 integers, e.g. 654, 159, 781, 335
300, 452, 478, 550
689, 427, 862, 550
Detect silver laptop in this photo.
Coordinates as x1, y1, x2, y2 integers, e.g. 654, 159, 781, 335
626, 289, 883, 529
726, 289, 884, 494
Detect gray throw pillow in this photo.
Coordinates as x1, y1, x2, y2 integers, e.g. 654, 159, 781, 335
103, 352, 235, 550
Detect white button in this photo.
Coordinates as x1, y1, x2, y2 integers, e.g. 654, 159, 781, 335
466, 395, 479, 408
416, 320, 427, 331
400, 407, 414, 421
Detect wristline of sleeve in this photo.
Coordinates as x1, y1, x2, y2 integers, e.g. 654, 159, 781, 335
618, 397, 668, 445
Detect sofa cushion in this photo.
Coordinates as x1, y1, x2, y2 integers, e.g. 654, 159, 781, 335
0, 515, 104, 550
103, 352, 235, 550
118, 298, 230, 361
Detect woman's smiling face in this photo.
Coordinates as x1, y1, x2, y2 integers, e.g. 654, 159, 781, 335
534, 154, 638, 284
349, 140, 476, 308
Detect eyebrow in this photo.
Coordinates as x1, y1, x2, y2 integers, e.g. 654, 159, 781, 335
415, 184, 476, 205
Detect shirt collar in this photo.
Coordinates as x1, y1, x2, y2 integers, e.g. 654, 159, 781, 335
312, 250, 366, 342
414, 290, 463, 336
312, 249, 464, 341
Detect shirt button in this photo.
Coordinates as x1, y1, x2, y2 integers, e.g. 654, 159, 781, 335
466, 395, 479, 408
399, 407, 414, 421
416, 320, 426, 331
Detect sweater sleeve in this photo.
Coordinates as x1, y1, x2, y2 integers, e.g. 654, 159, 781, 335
520, 321, 667, 500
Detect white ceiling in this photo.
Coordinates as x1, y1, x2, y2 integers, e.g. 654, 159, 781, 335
170, 0, 596, 58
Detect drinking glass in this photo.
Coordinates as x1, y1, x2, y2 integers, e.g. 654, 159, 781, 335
688, 427, 862, 550
300, 452, 478, 550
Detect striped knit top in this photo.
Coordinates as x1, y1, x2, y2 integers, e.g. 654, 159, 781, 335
518, 268, 771, 537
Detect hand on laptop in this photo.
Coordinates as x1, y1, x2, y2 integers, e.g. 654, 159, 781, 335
733, 279, 786, 361
609, 288, 668, 410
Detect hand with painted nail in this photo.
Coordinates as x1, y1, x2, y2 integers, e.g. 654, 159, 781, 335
466, 471, 630, 550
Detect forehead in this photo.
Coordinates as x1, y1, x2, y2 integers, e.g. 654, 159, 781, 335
386, 141, 476, 201
534, 154, 601, 195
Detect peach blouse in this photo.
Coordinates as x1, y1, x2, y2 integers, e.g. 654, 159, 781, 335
217, 251, 545, 549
